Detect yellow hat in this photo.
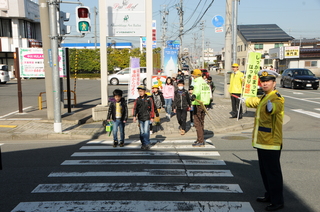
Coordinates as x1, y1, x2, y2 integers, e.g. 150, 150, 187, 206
137, 84, 146, 90
193, 69, 202, 76
152, 84, 159, 89
232, 63, 239, 67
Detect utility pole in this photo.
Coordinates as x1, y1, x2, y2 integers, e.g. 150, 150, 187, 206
48, 0, 62, 133
161, 5, 168, 70
39, 0, 54, 119
232, 0, 239, 64
177, 0, 183, 69
94, 6, 98, 49
224, 0, 232, 98
200, 21, 205, 68
192, 33, 198, 68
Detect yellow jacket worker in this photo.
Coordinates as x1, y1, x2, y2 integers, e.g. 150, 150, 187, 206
229, 63, 244, 119
244, 69, 285, 211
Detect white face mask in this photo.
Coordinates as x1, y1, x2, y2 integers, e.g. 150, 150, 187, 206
178, 86, 184, 90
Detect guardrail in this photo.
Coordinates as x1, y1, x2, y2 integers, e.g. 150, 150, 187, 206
38, 90, 77, 110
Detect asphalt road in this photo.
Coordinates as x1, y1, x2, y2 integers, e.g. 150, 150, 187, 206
1, 75, 320, 211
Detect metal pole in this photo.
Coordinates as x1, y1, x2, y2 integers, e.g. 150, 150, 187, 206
14, 48, 23, 113
49, 0, 62, 133
146, 0, 153, 89
232, 0, 238, 64
224, 0, 232, 98
99, 0, 108, 105
39, 0, 54, 119
65, 48, 71, 113
201, 21, 205, 68
94, 6, 97, 49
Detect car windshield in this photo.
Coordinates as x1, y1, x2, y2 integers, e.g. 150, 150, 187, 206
292, 69, 313, 76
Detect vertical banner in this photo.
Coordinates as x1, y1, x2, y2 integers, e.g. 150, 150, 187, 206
128, 57, 140, 99
163, 48, 178, 77
151, 75, 167, 89
243, 52, 262, 98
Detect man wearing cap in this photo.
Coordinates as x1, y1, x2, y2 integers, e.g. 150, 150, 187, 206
229, 63, 244, 119
191, 69, 211, 147
244, 70, 285, 211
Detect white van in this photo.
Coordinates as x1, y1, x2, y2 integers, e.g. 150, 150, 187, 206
108, 67, 147, 85
0, 64, 9, 84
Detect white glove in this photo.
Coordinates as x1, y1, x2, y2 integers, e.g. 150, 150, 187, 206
238, 97, 246, 103
267, 100, 273, 113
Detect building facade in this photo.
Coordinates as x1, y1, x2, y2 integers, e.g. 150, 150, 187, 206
0, 0, 41, 73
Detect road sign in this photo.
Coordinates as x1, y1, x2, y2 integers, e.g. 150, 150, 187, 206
212, 15, 224, 27
215, 27, 223, 33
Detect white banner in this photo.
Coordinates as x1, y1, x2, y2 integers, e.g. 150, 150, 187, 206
106, 0, 146, 37
128, 58, 141, 99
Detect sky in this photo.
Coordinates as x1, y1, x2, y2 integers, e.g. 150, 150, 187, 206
51, 0, 320, 54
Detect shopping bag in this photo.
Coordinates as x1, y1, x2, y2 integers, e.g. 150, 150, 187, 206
105, 121, 113, 136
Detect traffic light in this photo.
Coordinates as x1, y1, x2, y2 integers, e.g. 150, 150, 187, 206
76, 6, 91, 33
58, 11, 71, 35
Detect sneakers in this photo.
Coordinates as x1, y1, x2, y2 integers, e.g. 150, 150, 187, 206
113, 141, 118, 147
150, 130, 153, 135
119, 142, 125, 147
192, 142, 205, 147
180, 129, 185, 135
141, 144, 151, 150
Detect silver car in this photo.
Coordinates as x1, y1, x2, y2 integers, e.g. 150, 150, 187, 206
0, 64, 10, 84
108, 67, 147, 85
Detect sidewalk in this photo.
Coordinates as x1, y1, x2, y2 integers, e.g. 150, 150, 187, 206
0, 92, 255, 141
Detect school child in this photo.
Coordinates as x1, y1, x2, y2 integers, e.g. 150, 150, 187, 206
172, 80, 191, 135
133, 85, 155, 150
146, 89, 159, 135
107, 89, 128, 147
162, 77, 175, 120
151, 85, 165, 125
206, 76, 215, 109
188, 86, 194, 127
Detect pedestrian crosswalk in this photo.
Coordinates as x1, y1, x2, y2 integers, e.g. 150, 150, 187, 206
291, 108, 320, 118
11, 139, 254, 212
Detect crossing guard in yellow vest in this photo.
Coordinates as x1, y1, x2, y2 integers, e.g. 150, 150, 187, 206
229, 63, 244, 119
243, 69, 285, 211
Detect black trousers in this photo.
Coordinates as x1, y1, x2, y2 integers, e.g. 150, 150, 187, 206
190, 110, 194, 123
257, 148, 284, 205
194, 105, 206, 143
230, 93, 242, 117
176, 108, 188, 130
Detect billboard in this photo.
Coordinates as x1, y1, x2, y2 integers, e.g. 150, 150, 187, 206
128, 57, 140, 99
19, 48, 66, 78
163, 48, 178, 77
106, 0, 146, 37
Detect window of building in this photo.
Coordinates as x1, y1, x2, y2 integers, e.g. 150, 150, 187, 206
240, 45, 243, 52
0, 18, 12, 37
264, 59, 273, 66
19, 20, 37, 39
244, 44, 247, 51
238, 46, 240, 52
254, 44, 263, 50
241, 58, 246, 66
274, 43, 284, 48
305, 61, 318, 67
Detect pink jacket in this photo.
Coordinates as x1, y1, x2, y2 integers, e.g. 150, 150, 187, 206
162, 84, 175, 99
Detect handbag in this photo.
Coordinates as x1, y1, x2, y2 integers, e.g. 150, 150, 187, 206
105, 121, 113, 136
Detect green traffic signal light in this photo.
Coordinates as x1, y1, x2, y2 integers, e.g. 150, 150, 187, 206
78, 21, 89, 32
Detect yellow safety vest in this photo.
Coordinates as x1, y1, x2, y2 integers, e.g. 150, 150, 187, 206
246, 90, 285, 150
228, 70, 244, 94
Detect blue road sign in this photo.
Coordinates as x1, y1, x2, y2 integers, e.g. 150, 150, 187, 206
212, 15, 224, 27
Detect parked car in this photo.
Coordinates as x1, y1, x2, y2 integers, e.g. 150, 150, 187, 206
200, 69, 210, 78
280, 68, 319, 90
108, 67, 147, 85
0, 64, 9, 84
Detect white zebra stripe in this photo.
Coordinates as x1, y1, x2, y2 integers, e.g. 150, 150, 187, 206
86, 139, 213, 144
291, 109, 320, 118
80, 144, 215, 149
71, 151, 220, 157
48, 169, 233, 177
11, 200, 254, 212
32, 183, 243, 193
61, 159, 226, 166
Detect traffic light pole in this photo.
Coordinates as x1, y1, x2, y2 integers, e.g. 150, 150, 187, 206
49, 0, 62, 133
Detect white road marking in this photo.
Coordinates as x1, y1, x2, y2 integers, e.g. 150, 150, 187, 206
291, 109, 320, 118
32, 183, 243, 193
315, 108, 320, 111
87, 139, 213, 144
80, 144, 215, 149
283, 95, 320, 105
61, 159, 226, 165
0, 118, 42, 121
293, 92, 303, 94
11, 200, 254, 212
71, 151, 220, 157
0, 106, 33, 119
48, 169, 233, 177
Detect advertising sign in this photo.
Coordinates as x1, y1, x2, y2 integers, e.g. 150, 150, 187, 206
167, 40, 180, 49
243, 52, 262, 98
106, 0, 146, 37
19, 48, 66, 78
163, 48, 178, 77
284, 46, 300, 58
128, 57, 140, 99
151, 75, 167, 90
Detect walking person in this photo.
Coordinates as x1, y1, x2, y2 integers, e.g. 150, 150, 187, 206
151, 85, 165, 125
190, 69, 211, 147
107, 89, 128, 147
229, 63, 244, 119
188, 86, 194, 127
243, 70, 285, 211
133, 85, 155, 150
172, 80, 191, 135
162, 77, 175, 120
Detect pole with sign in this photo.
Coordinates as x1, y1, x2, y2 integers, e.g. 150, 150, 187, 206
242, 52, 262, 98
